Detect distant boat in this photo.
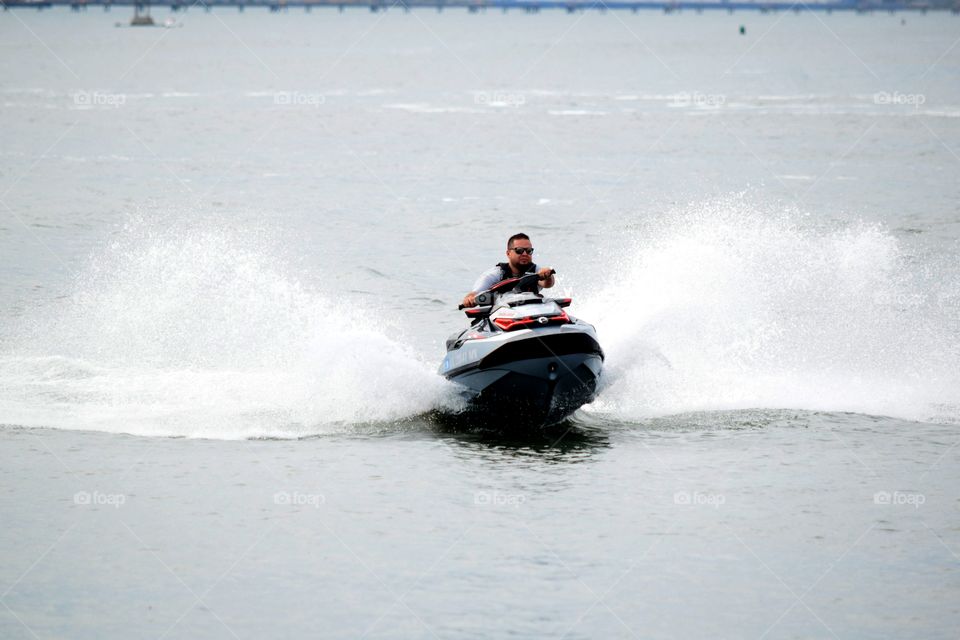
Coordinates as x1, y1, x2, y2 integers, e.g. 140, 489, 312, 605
116, 5, 182, 28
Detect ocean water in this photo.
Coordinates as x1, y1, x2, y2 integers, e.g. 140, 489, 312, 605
1, 7, 959, 638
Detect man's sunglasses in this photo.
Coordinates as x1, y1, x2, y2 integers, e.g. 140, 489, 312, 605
511, 247, 535, 255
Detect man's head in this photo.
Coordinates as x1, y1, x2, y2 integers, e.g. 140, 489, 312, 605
506, 233, 534, 271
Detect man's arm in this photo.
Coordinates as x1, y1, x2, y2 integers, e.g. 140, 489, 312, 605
538, 266, 555, 289
471, 267, 503, 294
462, 268, 502, 307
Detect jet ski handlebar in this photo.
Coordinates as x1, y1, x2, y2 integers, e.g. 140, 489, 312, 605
458, 269, 557, 310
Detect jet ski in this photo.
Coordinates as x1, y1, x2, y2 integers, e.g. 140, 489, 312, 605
440, 270, 604, 429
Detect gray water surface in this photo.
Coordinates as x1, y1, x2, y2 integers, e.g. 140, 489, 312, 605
2, 8, 959, 639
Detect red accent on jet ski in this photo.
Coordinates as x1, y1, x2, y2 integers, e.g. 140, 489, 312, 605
488, 277, 521, 293
492, 311, 570, 332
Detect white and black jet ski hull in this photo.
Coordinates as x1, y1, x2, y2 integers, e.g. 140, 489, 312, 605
441, 325, 604, 429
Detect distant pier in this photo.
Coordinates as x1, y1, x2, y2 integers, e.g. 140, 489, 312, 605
5, 0, 960, 13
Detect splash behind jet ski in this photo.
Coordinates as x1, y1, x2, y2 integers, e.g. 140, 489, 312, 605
440, 271, 604, 430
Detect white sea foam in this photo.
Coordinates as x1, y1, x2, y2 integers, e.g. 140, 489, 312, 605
383, 103, 483, 114
547, 109, 607, 116
578, 197, 960, 425
0, 215, 458, 439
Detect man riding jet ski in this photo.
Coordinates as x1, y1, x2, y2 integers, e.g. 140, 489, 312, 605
460, 232, 555, 309
442, 234, 604, 429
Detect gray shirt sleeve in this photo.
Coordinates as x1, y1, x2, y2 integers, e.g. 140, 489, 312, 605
471, 267, 503, 294
471, 265, 544, 294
